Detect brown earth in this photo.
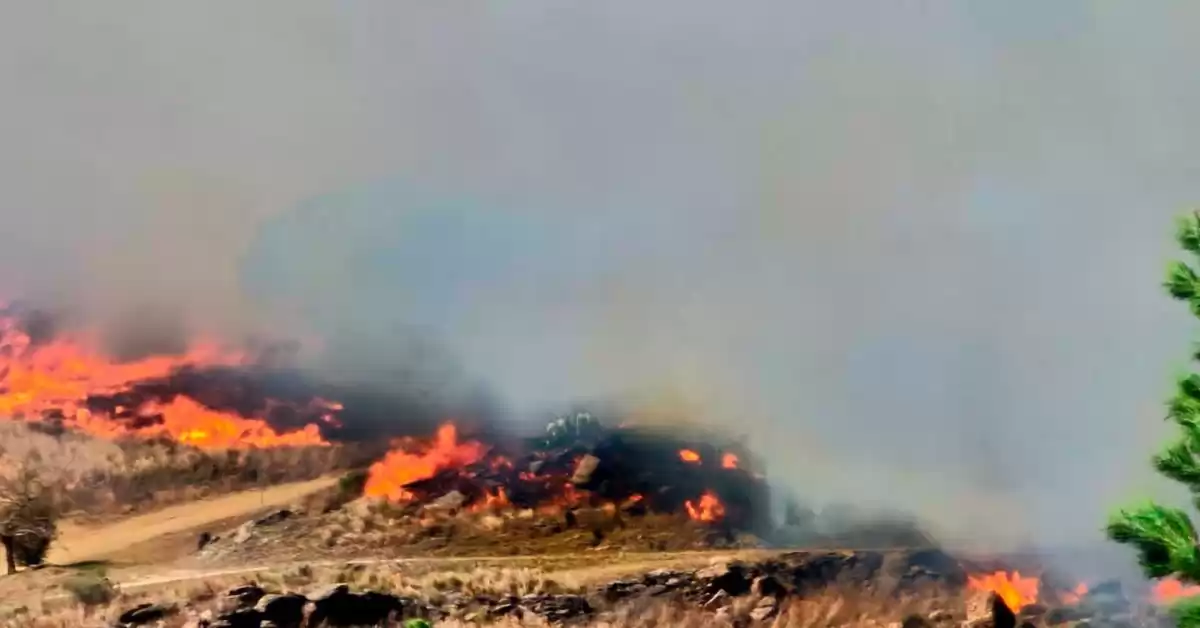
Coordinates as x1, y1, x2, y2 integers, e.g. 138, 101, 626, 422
43, 475, 339, 566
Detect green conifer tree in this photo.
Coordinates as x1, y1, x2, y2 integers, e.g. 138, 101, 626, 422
1108, 212, 1200, 625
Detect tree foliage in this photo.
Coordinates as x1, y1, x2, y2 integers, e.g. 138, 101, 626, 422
1108, 212, 1200, 620
0, 462, 59, 574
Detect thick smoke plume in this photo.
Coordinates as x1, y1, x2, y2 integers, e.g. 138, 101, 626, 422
3, 3, 1200, 551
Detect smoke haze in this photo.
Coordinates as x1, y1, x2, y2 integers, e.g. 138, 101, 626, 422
4, 2, 1200, 548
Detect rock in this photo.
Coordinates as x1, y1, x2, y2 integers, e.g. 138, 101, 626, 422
117, 602, 177, 626
991, 593, 1017, 628
1079, 579, 1131, 615
232, 521, 256, 544
1018, 603, 1047, 618
197, 531, 216, 551
308, 583, 349, 602
428, 490, 467, 511
226, 584, 268, 608
571, 455, 601, 485
254, 509, 293, 527
1044, 606, 1093, 624
901, 615, 933, 628
892, 548, 968, 588
210, 608, 266, 628
525, 594, 593, 621
254, 593, 307, 628
308, 587, 408, 627
752, 574, 788, 599
965, 591, 992, 625
478, 514, 505, 531
602, 580, 645, 602
788, 551, 886, 594
927, 609, 955, 623
703, 562, 753, 597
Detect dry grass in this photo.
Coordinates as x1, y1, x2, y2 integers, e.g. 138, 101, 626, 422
0, 567, 973, 628
204, 496, 755, 568
0, 556, 1178, 627
0, 421, 353, 521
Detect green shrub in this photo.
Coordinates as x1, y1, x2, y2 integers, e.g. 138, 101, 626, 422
63, 573, 117, 607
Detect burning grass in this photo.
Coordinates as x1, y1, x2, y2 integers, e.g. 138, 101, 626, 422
0, 306, 774, 534
0, 303, 340, 450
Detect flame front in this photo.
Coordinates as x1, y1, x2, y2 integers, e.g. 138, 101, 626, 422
684, 491, 726, 522
679, 449, 701, 463
363, 423, 487, 501
1154, 577, 1200, 604
967, 571, 1039, 611
721, 453, 739, 469
0, 310, 330, 449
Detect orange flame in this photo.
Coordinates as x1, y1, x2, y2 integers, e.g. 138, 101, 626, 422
679, 449, 701, 463
684, 491, 726, 522
1060, 582, 1089, 606
1154, 577, 1200, 604
0, 312, 329, 448
721, 453, 739, 469
363, 423, 486, 501
471, 487, 511, 512
967, 571, 1039, 611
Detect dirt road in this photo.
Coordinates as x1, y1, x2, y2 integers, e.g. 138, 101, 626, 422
45, 475, 338, 565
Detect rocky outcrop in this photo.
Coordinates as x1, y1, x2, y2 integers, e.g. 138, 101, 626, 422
131, 550, 1179, 628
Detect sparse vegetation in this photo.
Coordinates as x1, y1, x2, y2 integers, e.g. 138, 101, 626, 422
0, 567, 977, 627
0, 421, 354, 521
0, 461, 60, 574
62, 572, 117, 607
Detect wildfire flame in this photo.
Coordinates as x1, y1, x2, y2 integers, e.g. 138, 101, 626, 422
684, 491, 726, 522
721, 453, 739, 469
363, 423, 487, 501
679, 449, 701, 463
967, 571, 1039, 611
0, 310, 330, 449
1154, 577, 1200, 604
1060, 583, 1089, 606
471, 487, 511, 513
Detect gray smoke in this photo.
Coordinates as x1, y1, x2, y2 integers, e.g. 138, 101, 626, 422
3, 2, 1199, 550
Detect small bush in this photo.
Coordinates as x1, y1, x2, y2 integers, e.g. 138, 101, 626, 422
335, 469, 369, 503
10, 531, 52, 568
0, 462, 60, 573
63, 573, 117, 607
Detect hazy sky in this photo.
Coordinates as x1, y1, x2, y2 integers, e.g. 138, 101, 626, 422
4, 2, 1200, 547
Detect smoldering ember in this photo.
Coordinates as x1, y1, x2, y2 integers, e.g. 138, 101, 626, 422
0, 304, 1198, 628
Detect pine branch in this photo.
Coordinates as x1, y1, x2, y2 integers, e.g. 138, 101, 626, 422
1178, 213, 1200, 257
1154, 440, 1200, 487
1106, 503, 1200, 579
1167, 380, 1200, 426
1167, 261, 1200, 303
